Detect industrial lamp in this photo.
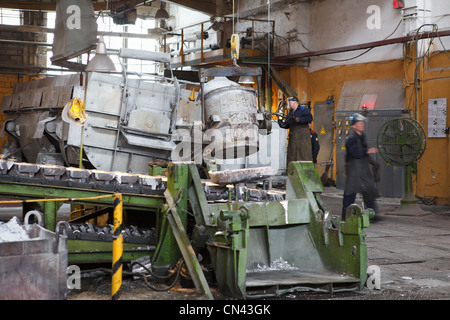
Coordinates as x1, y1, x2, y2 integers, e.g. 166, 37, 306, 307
86, 37, 116, 72
155, 3, 170, 20
238, 75, 255, 84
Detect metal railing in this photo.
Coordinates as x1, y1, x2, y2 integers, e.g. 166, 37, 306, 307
167, 17, 275, 66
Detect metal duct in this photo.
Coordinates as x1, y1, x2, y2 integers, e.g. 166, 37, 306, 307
51, 0, 98, 64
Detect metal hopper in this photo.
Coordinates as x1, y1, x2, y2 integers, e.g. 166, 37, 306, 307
163, 161, 370, 298
0, 216, 68, 300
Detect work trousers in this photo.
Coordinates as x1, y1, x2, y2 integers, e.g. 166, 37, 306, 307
342, 193, 375, 221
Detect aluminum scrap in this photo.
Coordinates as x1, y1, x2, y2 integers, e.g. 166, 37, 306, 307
0, 217, 30, 242
209, 167, 276, 185
246, 257, 298, 273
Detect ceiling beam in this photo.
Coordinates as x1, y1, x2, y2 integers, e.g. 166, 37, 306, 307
0, 1, 112, 11
0, 0, 228, 16
0, 1, 153, 12
0, 23, 157, 39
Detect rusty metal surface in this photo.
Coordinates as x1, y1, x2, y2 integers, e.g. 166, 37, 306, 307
208, 166, 276, 185
0, 223, 68, 300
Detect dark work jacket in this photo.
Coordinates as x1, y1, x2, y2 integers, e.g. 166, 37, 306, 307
344, 131, 378, 200
281, 106, 313, 163
310, 129, 320, 163
284, 106, 313, 128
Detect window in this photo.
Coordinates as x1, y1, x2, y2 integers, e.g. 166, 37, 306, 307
46, 11, 159, 76
0, 8, 21, 25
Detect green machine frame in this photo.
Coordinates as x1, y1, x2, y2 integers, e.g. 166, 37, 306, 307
0, 180, 165, 263
163, 161, 370, 298
0, 161, 370, 299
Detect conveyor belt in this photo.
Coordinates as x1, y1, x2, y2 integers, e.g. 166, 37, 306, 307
0, 159, 289, 201
0, 160, 166, 195
64, 222, 157, 244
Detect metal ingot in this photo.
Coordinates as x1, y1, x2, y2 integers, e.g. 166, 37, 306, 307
64, 167, 92, 182
91, 169, 116, 185
0, 160, 14, 175
138, 175, 164, 190
11, 162, 41, 178
114, 172, 140, 187
209, 166, 276, 185
39, 164, 67, 180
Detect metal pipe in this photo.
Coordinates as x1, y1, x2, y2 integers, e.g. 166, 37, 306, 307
276, 29, 450, 60
201, 23, 204, 63
0, 24, 155, 39
0, 39, 51, 47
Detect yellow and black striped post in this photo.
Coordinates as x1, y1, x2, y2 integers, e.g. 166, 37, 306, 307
112, 193, 123, 300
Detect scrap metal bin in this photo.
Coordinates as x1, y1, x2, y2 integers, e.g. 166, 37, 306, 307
0, 221, 68, 300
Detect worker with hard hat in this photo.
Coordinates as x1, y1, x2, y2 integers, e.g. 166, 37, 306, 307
342, 113, 378, 220
279, 96, 313, 164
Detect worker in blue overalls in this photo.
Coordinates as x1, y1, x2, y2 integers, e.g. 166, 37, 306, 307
342, 113, 379, 220
309, 122, 320, 164
279, 96, 313, 164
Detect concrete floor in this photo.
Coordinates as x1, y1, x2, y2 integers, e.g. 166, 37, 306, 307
316, 187, 450, 300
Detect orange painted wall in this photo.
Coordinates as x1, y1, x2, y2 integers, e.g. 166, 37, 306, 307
409, 52, 450, 204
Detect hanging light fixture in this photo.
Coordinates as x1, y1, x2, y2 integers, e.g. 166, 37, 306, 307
155, 3, 170, 20
238, 75, 255, 84
86, 37, 116, 72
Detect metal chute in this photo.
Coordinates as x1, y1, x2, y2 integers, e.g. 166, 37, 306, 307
51, 0, 98, 68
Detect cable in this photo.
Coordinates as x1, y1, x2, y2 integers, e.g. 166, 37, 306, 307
416, 195, 437, 205
327, 18, 403, 62
132, 258, 184, 292
413, 24, 439, 121
77, 259, 184, 293
131, 261, 177, 280
298, 19, 404, 62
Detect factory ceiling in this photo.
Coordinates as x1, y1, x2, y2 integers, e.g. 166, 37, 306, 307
0, 0, 232, 16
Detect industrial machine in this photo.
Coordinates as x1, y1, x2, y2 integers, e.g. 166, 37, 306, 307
0, 50, 370, 299
0, 159, 370, 298
0, 51, 268, 174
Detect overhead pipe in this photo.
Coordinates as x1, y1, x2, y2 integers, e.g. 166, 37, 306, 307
276, 29, 450, 60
